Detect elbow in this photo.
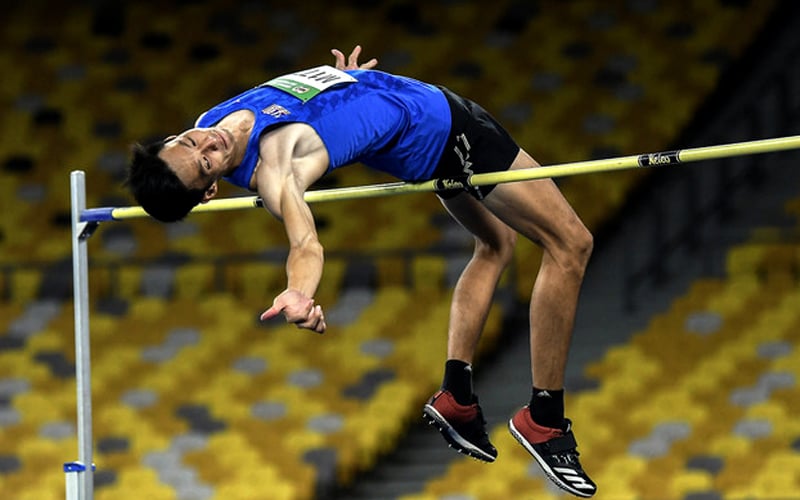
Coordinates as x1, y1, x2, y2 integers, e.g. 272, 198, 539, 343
293, 237, 324, 262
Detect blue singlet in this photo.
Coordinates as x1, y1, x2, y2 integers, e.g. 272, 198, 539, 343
195, 68, 452, 189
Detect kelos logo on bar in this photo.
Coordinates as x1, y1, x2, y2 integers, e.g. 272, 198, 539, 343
637, 150, 681, 167
262, 65, 358, 103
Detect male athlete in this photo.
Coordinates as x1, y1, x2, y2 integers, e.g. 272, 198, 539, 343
126, 46, 596, 497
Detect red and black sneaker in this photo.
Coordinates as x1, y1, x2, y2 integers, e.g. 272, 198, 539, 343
423, 390, 497, 463
508, 406, 596, 498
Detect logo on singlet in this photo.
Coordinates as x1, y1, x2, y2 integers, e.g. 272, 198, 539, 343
262, 104, 291, 118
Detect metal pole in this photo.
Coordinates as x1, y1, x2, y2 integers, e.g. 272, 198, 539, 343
69, 170, 94, 499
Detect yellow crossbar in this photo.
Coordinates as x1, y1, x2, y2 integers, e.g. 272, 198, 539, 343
102, 134, 800, 221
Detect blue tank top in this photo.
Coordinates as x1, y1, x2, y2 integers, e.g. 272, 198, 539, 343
195, 68, 451, 189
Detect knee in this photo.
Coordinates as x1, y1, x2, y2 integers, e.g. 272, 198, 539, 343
558, 223, 593, 277
575, 226, 594, 268
475, 227, 517, 266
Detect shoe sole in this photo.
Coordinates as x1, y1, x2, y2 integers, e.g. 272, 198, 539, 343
508, 419, 595, 498
422, 404, 496, 463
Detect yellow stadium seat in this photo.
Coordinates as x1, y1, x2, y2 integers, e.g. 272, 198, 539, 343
102, 465, 178, 500
224, 262, 283, 301
9, 268, 41, 303
173, 262, 216, 299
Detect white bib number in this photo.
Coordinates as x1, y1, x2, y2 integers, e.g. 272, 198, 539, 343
264, 65, 358, 103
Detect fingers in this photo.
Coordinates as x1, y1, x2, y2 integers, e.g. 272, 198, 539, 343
360, 57, 378, 70
297, 304, 326, 334
262, 301, 326, 333
332, 45, 377, 70
331, 48, 346, 69
260, 304, 283, 321
347, 45, 362, 68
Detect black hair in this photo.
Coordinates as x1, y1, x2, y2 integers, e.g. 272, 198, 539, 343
125, 141, 206, 222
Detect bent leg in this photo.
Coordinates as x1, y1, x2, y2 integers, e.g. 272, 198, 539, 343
438, 193, 517, 364
422, 192, 517, 463
482, 149, 593, 389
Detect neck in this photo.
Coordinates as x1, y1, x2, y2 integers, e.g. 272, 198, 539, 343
219, 110, 255, 169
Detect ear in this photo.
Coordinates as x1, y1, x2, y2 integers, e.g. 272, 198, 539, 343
201, 182, 218, 203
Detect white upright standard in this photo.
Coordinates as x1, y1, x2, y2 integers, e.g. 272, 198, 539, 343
66, 170, 95, 500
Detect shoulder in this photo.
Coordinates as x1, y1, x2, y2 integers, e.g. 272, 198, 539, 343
260, 122, 321, 147
194, 111, 207, 127
257, 123, 329, 180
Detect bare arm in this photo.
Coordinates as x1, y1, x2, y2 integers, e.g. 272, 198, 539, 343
256, 124, 330, 333
254, 46, 373, 332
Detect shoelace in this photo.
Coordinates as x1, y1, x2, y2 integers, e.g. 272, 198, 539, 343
545, 425, 582, 466
554, 450, 584, 468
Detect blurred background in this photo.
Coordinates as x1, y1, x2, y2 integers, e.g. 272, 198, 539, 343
2, 0, 800, 498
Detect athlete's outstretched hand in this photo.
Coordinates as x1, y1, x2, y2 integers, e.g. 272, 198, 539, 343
332, 45, 377, 70
261, 289, 327, 334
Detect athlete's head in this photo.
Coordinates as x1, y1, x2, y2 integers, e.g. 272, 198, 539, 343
125, 140, 209, 222
126, 127, 233, 222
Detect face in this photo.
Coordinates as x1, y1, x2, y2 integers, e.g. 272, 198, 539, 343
159, 127, 237, 195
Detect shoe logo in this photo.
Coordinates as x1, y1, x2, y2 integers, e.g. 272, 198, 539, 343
536, 390, 551, 398
553, 467, 596, 491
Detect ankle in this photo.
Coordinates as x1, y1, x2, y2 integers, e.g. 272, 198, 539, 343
529, 387, 565, 429
442, 359, 474, 405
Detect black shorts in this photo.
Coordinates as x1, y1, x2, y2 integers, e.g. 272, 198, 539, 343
431, 86, 521, 200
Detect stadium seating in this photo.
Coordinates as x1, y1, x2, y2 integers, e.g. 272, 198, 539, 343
406, 235, 800, 498
0, 0, 783, 499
